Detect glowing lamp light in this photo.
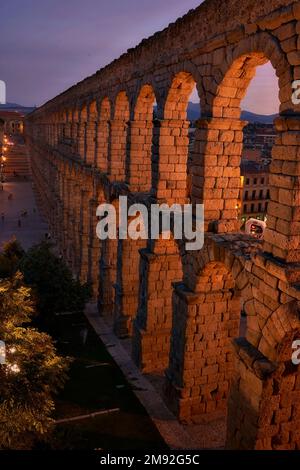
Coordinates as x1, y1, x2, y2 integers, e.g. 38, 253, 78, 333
8, 363, 20, 374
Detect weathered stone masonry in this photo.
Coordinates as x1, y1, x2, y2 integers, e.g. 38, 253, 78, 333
26, 0, 300, 449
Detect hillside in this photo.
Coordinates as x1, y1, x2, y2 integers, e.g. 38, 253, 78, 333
0, 102, 36, 114
187, 102, 277, 123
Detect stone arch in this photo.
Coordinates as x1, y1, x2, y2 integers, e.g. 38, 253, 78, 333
96, 97, 111, 172
87, 184, 106, 298
78, 103, 88, 161
133, 235, 183, 372
227, 300, 300, 450
208, 32, 292, 118
134, 84, 156, 121
113, 209, 148, 337
109, 91, 130, 180
257, 328, 300, 450
98, 198, 120, 317
85, 100, 98, 166
152, 71, 200, 204
164, 71, 198, 120
55, 110, 64, 144
70, 108, 79, 151
193, 32, 289, 234
259, 301, 300, 362
166, 257, 241, 423
64, 110, 72, 139
113, 91, 130, 120
128, 84, 157, 192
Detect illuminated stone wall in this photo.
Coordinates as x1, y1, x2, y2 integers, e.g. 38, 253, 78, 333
26, 0, 300, 449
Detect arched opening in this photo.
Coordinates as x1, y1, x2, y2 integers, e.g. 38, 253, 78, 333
65, 110, 72, 139
56, 111, 64, 144
109, 91, 130, 181
78, 105, 88, 162
239, 62, 278, 234
153, 72, 201, 204
86, 101, 98, 166
71, 108, 79, 154
130, 84, 156, 192
113, 220, 148, 338
87, 186, 105, 299
96, 97, 111, 172
198, 47, 283, 236
98, 199, 119, 318
133, 235, 183, 373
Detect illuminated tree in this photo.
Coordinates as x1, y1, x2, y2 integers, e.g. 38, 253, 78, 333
0, 273, 69, 449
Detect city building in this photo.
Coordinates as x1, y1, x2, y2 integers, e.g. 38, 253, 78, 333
240, 161, 270, 224
0, 110, 24, 135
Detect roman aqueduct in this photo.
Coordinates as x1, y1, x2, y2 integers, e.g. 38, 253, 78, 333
26, 0, 300, 449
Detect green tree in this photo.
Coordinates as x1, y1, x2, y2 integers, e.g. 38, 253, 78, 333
0, 273, 70, 449
19, 242, 91, 318
0, 238, 25, 278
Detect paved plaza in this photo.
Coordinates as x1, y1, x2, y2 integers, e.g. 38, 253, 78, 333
0, 181, 48, 250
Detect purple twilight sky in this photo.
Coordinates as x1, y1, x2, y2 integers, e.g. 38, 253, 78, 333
0, 0, 279, 114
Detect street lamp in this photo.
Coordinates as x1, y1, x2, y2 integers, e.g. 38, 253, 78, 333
0, 134, 7, 187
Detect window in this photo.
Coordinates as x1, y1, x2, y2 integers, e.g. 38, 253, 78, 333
267, 190, 270, 199
243, 204, 247, 213
259, 189, 263, 199
258, 203, 262, 212
265, 202, 268, 211
251, 203, 255, 213
261, 177, 265, 185
245, 191, 248, 200
246, 178, 250, 185
254, 178, 257, 185
252, 190, 256, 199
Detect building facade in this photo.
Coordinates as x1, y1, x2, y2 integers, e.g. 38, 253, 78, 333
240, 161, 270, 223
0, 111, 24, 135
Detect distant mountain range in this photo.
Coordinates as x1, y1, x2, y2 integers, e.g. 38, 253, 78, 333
0, 102, 36, 114
240, 110, 277, 124
187, 102, 277, 124
1, 101, 277, 123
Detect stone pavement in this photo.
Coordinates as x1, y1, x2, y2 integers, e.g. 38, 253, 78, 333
0, 181, 48, 250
